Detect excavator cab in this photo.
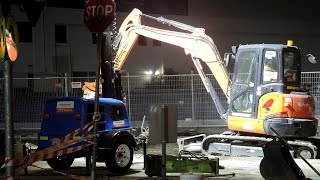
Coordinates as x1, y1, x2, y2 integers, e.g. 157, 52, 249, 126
227, 43, 318, 137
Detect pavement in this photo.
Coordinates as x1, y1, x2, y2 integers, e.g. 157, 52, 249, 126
1, 137, 320, 180
1, 153, 320, 180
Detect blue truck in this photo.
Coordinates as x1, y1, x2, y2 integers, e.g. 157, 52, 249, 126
37, 96, 137, 174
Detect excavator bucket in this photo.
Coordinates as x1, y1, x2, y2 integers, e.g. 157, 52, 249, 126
260, 138, 306, 180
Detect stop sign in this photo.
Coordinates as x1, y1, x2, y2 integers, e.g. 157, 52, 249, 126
84, 0, 115, 32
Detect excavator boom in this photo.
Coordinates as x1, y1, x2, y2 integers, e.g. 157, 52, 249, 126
113, 8, 231, 117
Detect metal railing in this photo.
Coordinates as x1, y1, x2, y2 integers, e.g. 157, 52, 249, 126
0, 72, 319, 130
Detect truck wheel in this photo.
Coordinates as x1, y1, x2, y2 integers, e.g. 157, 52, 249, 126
296, 146, 315, 159
105, 139, 133, 174
47, 155, 74, 170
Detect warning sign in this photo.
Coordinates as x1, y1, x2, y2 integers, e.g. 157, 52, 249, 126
71, 82, 82, 89
55, 82, 62, 88
56, 101, 74, 113
0, 16, 5, 60
113, 120, 125, 127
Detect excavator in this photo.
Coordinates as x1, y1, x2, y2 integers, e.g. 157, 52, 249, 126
83, 8, 320, 179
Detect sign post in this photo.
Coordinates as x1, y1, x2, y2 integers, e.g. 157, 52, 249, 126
1, 0, 19, 179
84, 0, 115, 179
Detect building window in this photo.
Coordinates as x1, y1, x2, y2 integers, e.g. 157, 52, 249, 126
89, 72, 96, 76
92, 33, 97, 44
55, 24, 67, 43
72, 71, 96, 77
17, 22, 32, 42
138, 36, 147, 46
153, 40, 161, 47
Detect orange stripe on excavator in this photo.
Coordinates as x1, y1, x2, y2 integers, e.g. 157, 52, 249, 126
114, 9, 141, 71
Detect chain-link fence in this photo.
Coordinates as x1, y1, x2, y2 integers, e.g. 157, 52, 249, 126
0, 72, 319, 130
122, 73, 228, 128
301, 72, 320, 115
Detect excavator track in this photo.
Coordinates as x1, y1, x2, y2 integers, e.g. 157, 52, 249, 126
200, 134, 319, 159
197, 132, 320, 179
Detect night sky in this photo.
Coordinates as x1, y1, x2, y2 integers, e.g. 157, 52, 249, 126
11, 0, 320, 25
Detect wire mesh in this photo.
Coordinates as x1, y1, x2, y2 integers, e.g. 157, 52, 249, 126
122, 74, 226, 128
0, 72, 319, 130
301, 72, 320, 115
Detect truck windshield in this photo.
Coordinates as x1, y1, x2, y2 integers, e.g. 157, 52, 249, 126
283, 50, 299, 85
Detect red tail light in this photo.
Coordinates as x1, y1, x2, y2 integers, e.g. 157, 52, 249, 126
42, 114, 50, 120
75, 113, 81, 120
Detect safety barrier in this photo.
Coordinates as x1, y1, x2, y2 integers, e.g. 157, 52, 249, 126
1, 120, 95, 175
0, 72, 319, 129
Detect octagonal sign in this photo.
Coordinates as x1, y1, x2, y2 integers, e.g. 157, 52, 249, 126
84, 0, 115, 33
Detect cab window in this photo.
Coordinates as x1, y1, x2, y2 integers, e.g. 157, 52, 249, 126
263, 50, 279, 84
110, 105, 126, 121
235, 51, 257, 86
233, 50, 258, 114
283, 51, 299, 84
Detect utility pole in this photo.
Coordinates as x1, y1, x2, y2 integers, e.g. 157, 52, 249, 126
100, 30, 115, 98
90, 31, 102, 180
2, 0, 15, 179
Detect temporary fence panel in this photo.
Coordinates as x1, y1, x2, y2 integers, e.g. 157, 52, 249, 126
122, 74, 226, 128
0, 72, 319, 130
301, 72, 320, 115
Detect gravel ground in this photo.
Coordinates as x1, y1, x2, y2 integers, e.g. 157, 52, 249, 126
136, 142, 180, 156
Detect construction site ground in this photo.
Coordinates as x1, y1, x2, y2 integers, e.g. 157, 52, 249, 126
1, 142, 320, 180
0, 126, 319, 179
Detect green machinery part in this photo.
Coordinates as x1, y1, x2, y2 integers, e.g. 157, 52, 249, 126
145, 154, 219, 177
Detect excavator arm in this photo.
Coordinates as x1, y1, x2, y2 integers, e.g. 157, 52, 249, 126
113, 8, 231, 118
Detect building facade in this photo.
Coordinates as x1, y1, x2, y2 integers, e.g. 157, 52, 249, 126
1, 1, 320, 78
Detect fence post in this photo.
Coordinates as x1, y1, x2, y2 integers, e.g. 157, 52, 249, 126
64, 73, 68, 97
191, 69, 195, 126
127, 72, 131, 121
